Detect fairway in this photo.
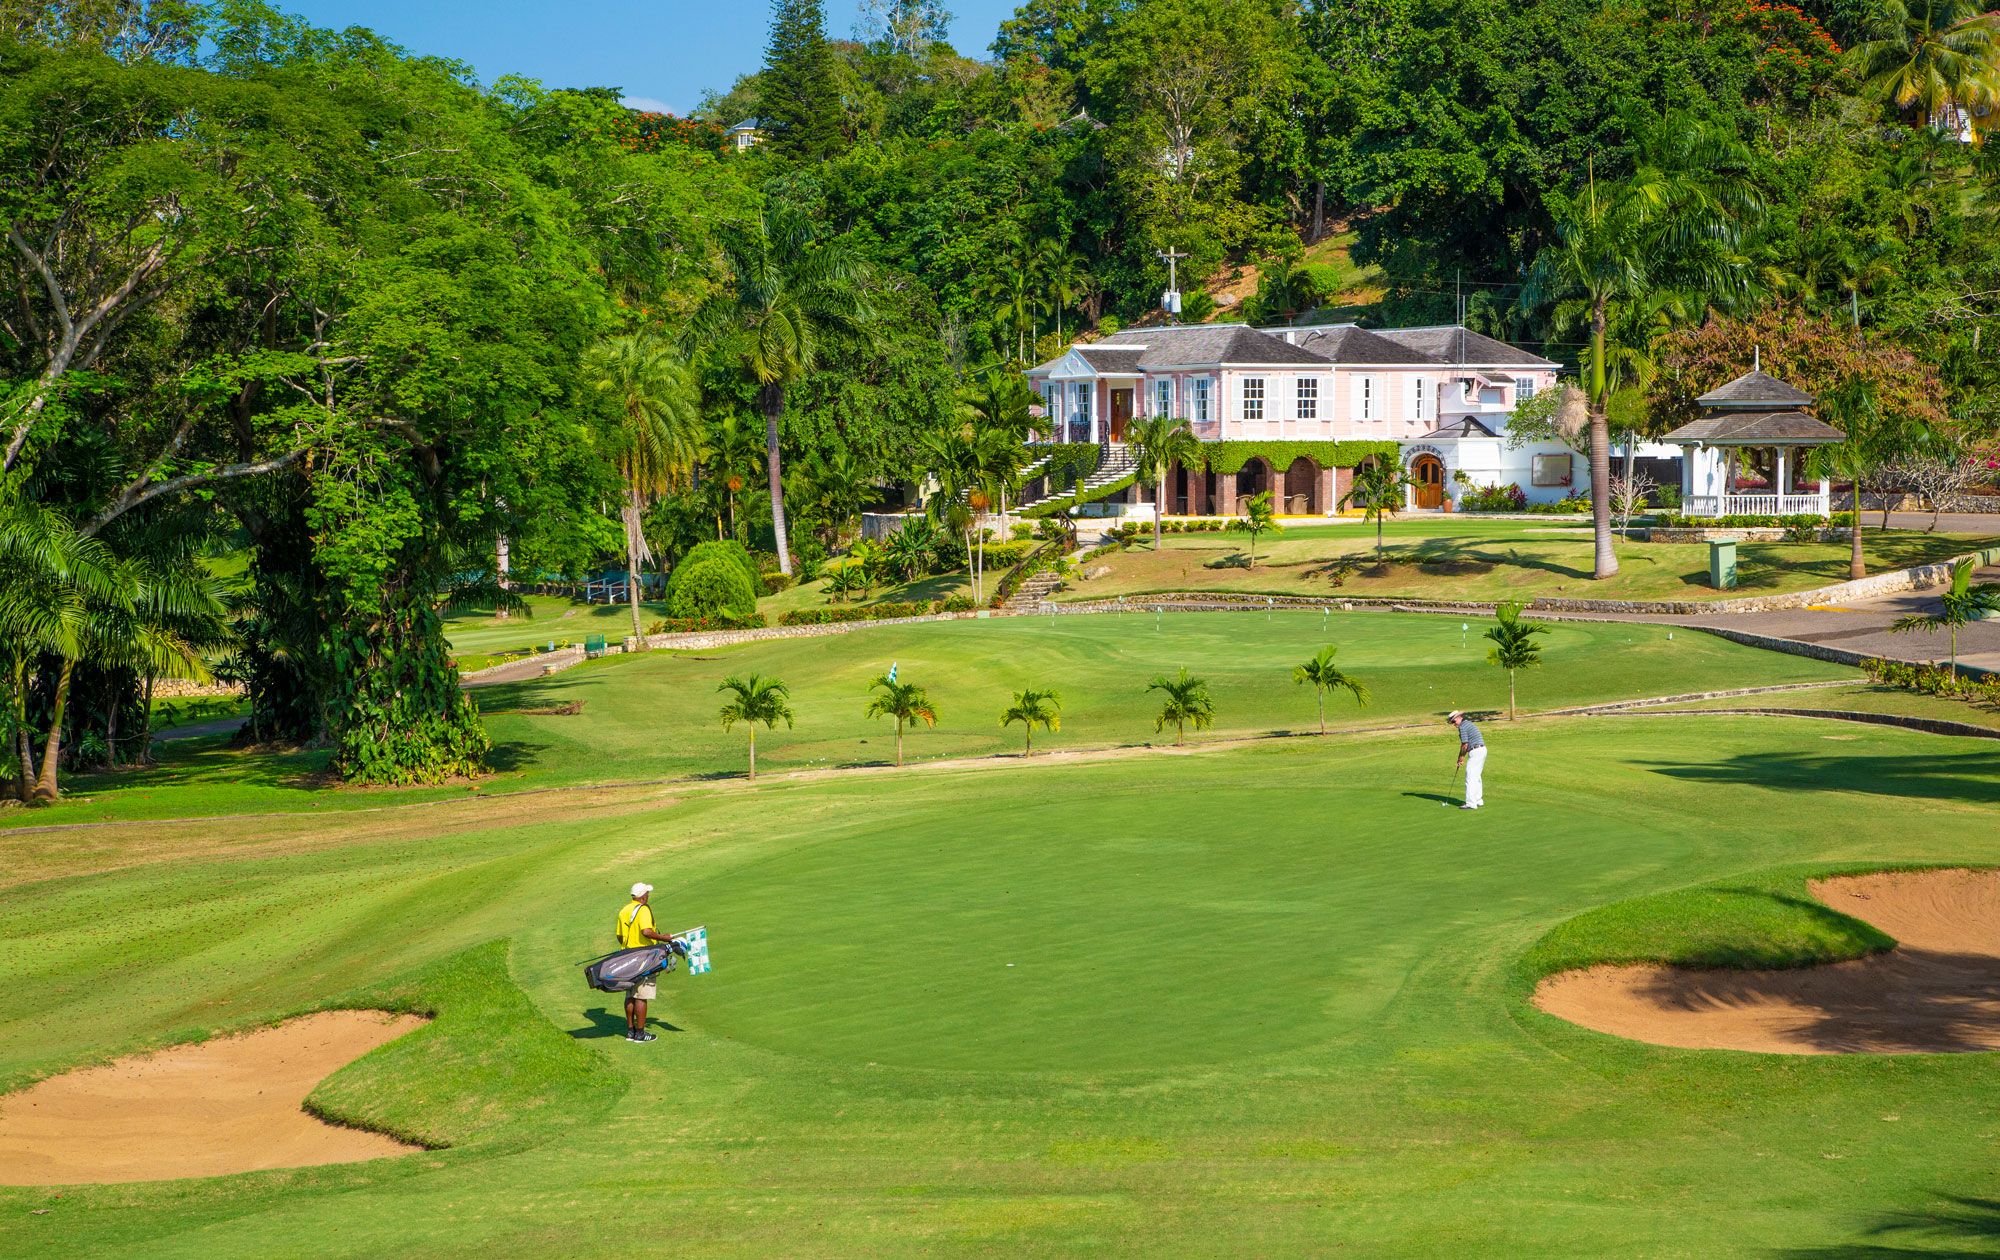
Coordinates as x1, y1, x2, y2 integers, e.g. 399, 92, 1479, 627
6, 678, 2000, 1255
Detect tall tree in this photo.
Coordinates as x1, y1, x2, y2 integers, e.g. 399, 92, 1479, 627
763, 0, 845, 160
701, 204, 875, 577
584, 334, 703, 642
1127, 415, 1202, 548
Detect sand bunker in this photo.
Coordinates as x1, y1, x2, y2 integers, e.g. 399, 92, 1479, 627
0, 1010, 427, 1185
1535, 869, 2000, 1054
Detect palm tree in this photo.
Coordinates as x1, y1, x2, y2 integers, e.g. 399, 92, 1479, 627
583, 333, 702, 642
1340, 459, 1413, 556
865, 672, 937, 767
1807, 379, 1907, 581
1484, 601, 1550, 720
1127, 415, 1203, 549
824, 563, 863, 602
704, 411, 765, 542
1523, 115, 1760, 580
1892, 558, 2000, 682
700, 203, 875, 577
1236, 490, 1278, 568
1000, 686, 1062, 755
1849, 0, 2000, 132
717, 674, 794, 781
1292, 645, 1369, 735
800, 447, 873, 548
1147, 668, 1215, 747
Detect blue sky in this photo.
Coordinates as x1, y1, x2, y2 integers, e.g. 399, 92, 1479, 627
277, 1, 1021, 115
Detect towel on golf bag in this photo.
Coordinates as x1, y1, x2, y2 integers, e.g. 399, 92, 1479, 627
583, 941, 686, 993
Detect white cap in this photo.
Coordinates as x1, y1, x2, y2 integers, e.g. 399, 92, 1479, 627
1447, 711, 1464, 721
631, 882, 652, 898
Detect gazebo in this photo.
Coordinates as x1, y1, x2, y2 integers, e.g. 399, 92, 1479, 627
1663, 365, 1846, 518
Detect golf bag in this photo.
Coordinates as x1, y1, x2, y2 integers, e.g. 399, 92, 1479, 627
583, 940, 687, 993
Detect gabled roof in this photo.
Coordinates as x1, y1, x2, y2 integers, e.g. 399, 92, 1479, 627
1695, 369, 1815, 409
1372, 325, 1560, 369
1418, 416, 1502, 440
1661, 410, 1846, 445
1073, 346, 1145, 374
1031, 323, 1328, 373
1277, 324, 1435, 366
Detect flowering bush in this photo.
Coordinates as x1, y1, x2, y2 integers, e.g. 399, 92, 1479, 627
1458, 483, 1527, 512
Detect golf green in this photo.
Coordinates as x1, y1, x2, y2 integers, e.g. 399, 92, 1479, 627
5, 690, 2000, 1256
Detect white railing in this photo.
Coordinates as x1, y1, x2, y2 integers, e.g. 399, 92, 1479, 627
1683, 492, 1832, 518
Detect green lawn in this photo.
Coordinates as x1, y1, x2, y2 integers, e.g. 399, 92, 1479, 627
1065, 518, 1999, 605
443, 594, 659, 658
5, 711, 2000, 1256
9, 611, 1852, 828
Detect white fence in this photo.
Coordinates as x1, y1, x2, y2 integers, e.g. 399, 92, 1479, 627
1683, 492, 1832, 518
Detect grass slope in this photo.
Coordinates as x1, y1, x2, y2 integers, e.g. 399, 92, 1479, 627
4, 717, 2000, 1257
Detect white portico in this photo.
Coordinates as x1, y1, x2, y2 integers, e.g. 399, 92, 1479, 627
1663, 367, 1845, 518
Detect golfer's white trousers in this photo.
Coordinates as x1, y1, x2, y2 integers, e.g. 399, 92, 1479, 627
1465, 746, 1487, 808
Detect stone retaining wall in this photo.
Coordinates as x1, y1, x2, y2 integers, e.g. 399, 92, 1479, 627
458, 647, 585, 683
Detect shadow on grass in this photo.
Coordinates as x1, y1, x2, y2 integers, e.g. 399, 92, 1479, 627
1641, 749, 2000, 807
1778, 1194, 2000, 1257
1401, 790, 1462, 806
568, 1006, 683, 1039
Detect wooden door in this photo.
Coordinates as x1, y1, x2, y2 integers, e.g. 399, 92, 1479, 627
1413, 455, 1445, 509
1110, 389, 1133, 442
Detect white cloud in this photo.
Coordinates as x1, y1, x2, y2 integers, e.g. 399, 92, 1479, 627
620, 95, 674, 114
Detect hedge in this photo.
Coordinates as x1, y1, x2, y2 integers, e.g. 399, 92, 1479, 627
778, 600, 944, 625
979, 540, 1036, 568
1678, 512, 1857, 528
1022, 467, 1140, 518
1199, 440, 1401, 475
646, 612, 769, 634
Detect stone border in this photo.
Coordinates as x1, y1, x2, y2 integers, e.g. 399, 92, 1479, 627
458, 647, 585, 684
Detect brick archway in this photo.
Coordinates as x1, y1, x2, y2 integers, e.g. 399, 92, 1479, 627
1283, 457, 1319, 514
1236, 457, 1274, 501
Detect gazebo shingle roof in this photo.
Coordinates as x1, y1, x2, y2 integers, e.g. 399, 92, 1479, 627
1695, 369, 1815, 409
1660, 410, 1845, 445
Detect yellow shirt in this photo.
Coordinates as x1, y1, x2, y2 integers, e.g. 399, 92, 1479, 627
616, 899, 657, 949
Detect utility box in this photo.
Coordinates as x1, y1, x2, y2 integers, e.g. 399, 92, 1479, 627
1709, 540, 1738, 590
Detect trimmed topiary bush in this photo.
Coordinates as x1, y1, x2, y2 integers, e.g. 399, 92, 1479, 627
665, 554, 758, 620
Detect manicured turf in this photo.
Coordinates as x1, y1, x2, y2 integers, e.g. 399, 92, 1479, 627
8, 611, 1852, 827
4, 713, 2000, 1256
443, 593, 662, 657
1063, 517, 1999, 604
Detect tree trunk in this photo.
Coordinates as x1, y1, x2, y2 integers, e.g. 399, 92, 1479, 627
1154, 472, 1166, 550
1311, 180, 1326, 242
495, 531, 512, 619
1318, 693, 1326, 736
1850, 481, 1865, 580
105, 694, 120, 768
10, 656, 29, 801
764, 386, 795, 576
748, 726, 757, 781
31, 657, 73, 804
1587, 301, 1620, 579
895, 719, 904, 768
625, 487, 646, 645
139, 670, 156, 766
1509, 670, 1517, 720
1025, 727, 1032, 756
1950, 625, 1959, 683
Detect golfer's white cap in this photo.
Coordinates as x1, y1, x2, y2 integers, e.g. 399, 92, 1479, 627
631, 882, 653, 898
1447, 710, 1464, 721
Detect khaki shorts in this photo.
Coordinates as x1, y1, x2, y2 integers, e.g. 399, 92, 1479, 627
632, 978, 657, 1001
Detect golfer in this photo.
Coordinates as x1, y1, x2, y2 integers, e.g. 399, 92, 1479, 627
616, 882, 674, 1043
1448, 711, 1486, 810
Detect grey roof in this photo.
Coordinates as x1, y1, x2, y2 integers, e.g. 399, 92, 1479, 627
1418, 416, 1501, 440
1661, 410, 1846, 445
1090, 323, 1329, 368
1695, 369, 1816, 409
1280, 324, 1436, 366
1372, 325, 1560, 368
1073, 347, 1145, 374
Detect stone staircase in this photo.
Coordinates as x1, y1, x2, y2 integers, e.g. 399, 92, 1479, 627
1002, 569, 1064, 611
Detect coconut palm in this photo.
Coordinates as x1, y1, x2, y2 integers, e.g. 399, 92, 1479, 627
1292, 645, 1370, 735
865, 673, 937, 767
1484, 601, 1550, 720
1147, 667, 1214, 747
1523, 114, 1760, 580
1235, 490, 1278, 569
583, 333, 702, 642
717, 674, 794, 781
1128, 415, 1203, 549
700, 203, 875, 577
1848, 0, 2000, 132
1892, 558, 2000, 682
1340, 460, 1414, 557
1000, 686, 1062, 755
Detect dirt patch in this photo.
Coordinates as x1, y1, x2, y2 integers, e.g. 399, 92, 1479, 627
0, 1010, 428, 1184
1534, 869, 2000, 1054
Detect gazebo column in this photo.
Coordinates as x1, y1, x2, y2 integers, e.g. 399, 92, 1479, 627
1775, 447, 1789, 499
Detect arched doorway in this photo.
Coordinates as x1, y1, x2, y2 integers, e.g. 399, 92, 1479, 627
1283, 457, 1318, 514
1411, 454, 1445, 509
1236, 457, 1274, 503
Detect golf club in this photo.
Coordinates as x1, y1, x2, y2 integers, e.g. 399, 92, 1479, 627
1441, 763, 1460, 807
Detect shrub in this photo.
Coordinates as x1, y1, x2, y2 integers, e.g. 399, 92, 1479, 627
777, 601, 934, 626
981, 540, 1036, 568
672, 539, 763, 598
1010, 522, 1034, 540
665, 554, 758, 620
1098, 315, 1123, 335
1862, 657, 2000, 701
1651, 484, 1682, 510
937, 595, 978, 613
1525, 496, 1591, 514
1459, 483, 1527, 513
761, 571, 797, 592
646, 612, 769, 634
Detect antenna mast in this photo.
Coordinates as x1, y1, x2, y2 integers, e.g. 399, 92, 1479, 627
1157, 245, 1189, 323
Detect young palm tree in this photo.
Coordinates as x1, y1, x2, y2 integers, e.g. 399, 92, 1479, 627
1892, 559, 2000, 682
1147, 668, 1215, 747
700, 203, 876, 577
1127, 415, 1203, 549
1340, 460, 1413, 557
583, 333, 702, 642
1484, 601, 1550, 720
865, 672, 938, 767
717, 674, 794, 781
1236, 490, 1278, 568
1848, 0, 2000, 132
1522, 115, 1760, 580
1000, 686, 1062, 755
1807, 379, 1910, 581
1292, 645, 1370, 735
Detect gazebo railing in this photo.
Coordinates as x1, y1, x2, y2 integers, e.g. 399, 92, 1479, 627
1683, 492, 1831, 518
